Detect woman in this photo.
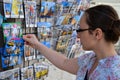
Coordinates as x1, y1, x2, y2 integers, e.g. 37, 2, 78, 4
23, 5, 120, 80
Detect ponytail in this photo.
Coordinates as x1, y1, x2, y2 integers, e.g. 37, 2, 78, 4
112, 19, 120, 36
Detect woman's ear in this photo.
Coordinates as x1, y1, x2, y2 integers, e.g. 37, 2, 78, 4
94, 28, 103, 40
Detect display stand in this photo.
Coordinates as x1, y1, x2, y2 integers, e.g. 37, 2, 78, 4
0, 0, 49, 80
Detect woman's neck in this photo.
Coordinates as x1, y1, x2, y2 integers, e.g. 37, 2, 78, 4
93, 42, 117, 61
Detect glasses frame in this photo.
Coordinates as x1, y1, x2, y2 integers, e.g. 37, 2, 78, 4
76, 27, 92, 33
76, 24, 94, 33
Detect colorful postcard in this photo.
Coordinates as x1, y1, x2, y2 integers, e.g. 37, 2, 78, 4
11, 0, 24, 18
4, 3, 12, 18
66, 37, 76, 54
37, 22, 52, 40
40, 1, 56, 18
34, 62, 49, 80
1, 23, 24, 68
24, 1, 37, 27
21, 66, 34, 80
24, 45, 35, 61
60, 1, 72, 13
56, 35, 70, 52
71, 15, 81, 25
61, 14, 72, 25
2, 23, 22, 38
0, 68, 20, 80
67, 38, 81, 58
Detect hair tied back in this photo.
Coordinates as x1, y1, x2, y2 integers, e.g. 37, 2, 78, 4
111, 19, 120, 29
111, 19, 120, 36
112, 19, 120, 26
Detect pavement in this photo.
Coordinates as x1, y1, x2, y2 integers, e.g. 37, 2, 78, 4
45, 62, 76, 80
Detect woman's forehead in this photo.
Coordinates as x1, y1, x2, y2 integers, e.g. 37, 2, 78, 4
79, 14, 88, 27
80, 14, 86, 23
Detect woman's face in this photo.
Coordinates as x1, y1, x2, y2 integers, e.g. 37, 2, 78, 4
77, 14, 96, 50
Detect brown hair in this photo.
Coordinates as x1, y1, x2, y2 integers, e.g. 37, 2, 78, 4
85, 5, 120, 43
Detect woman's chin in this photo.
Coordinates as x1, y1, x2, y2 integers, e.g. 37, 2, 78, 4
82, 46, 90, 51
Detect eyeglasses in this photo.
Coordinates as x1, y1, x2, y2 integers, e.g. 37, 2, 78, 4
76, 24, 94, 33
76, 28, 92, 33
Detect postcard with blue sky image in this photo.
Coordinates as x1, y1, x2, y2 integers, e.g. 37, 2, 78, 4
40, 1, 55, 18
1, 23, 24, 68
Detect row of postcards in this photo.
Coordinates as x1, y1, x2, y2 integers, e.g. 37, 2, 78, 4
0, 62, 49, 80
1, 0, 90, 27
3, 0, 38, 27
3, 0, 88, 18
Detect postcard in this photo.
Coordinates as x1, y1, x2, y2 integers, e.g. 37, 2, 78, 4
21, 66, 34, 80
24, 1, 37, 27
11, 0, 24, 18
0, 68, 20, 80
24, 45, 35, 61
1, 23, 24, 68
4, 3, 12, 18
40, 1, 55, 18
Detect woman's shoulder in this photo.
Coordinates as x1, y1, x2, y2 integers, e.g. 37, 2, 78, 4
77, 51, 95, 66
78, 51, 95, 59
98, 55, 120, 68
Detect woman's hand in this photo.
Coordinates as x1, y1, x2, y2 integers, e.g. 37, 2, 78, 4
23, 34, 39, 49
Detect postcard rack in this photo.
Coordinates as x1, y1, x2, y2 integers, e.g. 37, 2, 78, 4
0, 0, 50, 80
